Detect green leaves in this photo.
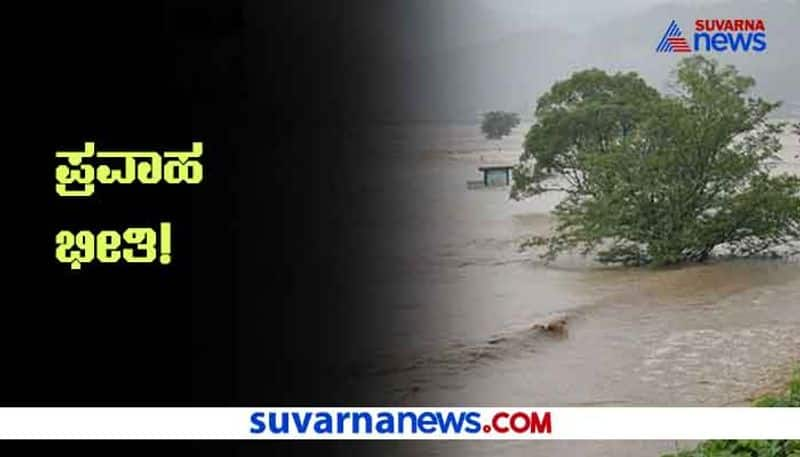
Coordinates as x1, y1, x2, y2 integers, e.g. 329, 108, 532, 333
754, 368, 800, 407
480, 111, 520, 140
512, 69, 660, 200
661, 369, 800, 457
662, 440, 800, 457
514, 56, 800, 265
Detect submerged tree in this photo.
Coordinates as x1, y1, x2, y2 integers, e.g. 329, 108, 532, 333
481, 111, 520, 152
512, 56, 800, 266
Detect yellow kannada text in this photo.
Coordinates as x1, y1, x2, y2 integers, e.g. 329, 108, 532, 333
56, 142, 203, 197
56, 222, 172, 270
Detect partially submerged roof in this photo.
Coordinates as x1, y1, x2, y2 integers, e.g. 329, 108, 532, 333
478, 164, 515, 171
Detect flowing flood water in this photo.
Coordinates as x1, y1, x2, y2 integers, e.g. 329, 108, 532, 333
341, 122, 800, 456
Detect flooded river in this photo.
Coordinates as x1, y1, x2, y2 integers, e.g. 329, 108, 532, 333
337, 122, 800, 456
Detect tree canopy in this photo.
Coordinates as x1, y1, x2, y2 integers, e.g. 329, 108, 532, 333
512, 56, 800, 266
481, 111, 521, 142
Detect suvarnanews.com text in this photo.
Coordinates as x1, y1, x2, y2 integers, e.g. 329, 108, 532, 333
250, 410, 552, 436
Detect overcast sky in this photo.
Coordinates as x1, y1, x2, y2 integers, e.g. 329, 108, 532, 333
348, 0, 799, 120
475, 0, 745, 32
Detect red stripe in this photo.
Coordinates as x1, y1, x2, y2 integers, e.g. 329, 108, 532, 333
667, 38, 691, 52
666, 36, 691, 52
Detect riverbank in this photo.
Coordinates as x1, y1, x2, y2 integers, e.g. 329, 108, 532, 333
663, 367, 799, 457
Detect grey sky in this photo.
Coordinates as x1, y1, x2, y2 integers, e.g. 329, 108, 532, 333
475, 0, 748, 32
353, 0, 799, 120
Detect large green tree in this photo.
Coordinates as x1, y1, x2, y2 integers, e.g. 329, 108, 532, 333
512, 56, 800, 266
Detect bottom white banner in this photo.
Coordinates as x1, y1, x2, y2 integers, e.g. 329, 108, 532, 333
0, 408, 796, 439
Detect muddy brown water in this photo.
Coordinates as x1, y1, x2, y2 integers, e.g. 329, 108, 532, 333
337, 123, 800, 456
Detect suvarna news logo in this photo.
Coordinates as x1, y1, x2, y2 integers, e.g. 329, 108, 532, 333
656, 19, 766, 53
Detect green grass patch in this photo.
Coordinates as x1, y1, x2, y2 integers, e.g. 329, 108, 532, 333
754, 367, 800, 407
663, 440, 799, 457
662, 367, 800, 457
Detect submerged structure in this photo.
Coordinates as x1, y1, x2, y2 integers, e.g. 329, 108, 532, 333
467, 165, 514, 190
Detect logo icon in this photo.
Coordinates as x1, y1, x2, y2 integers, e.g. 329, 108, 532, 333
656, 20, 692, 53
